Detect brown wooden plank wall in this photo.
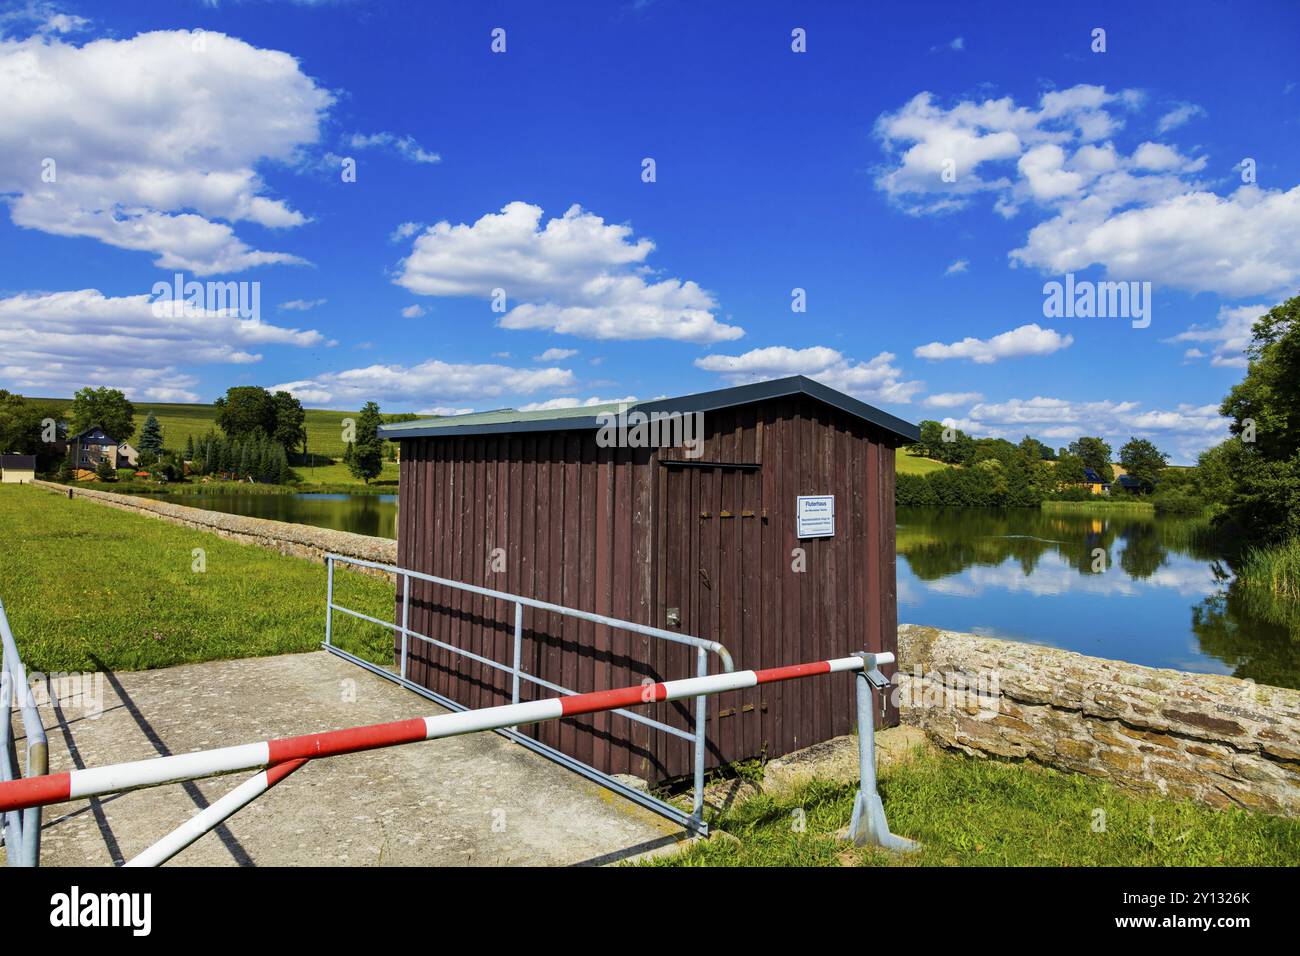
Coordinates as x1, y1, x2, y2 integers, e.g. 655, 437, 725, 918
394, 394, 902, 785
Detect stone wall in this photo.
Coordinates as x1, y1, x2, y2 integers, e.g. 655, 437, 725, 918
895, 624, 1300, 817
31, 480, 396, 572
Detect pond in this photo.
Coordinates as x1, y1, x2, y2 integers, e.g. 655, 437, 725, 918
157, 492, 399, 540
898, 506, 1300, 690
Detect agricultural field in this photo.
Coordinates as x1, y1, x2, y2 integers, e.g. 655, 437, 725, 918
37, 398, 365, 460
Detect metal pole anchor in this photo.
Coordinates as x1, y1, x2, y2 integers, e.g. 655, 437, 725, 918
846, 651, 918, 852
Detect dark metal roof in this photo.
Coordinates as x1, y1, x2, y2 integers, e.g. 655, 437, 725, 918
378, 375, 919, 443
72, 426, 118, 445
0, 455, 36, 469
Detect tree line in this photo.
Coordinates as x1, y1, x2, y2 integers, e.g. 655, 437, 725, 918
902, 424, 1170, 508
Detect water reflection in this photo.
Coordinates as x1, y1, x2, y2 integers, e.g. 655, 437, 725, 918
897, 507, 1300, 689
148, 492, 399, 539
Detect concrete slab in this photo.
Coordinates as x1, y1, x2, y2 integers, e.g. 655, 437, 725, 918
13, 651, 684, 867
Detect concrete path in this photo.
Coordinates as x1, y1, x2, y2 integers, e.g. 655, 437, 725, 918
18, 652, 683, 867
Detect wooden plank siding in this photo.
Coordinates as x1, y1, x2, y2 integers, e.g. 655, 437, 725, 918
394, 394, 902, 785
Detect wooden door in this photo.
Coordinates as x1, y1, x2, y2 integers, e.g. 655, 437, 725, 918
657, 463, 766, 777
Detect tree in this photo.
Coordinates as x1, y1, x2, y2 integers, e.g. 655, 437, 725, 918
1054, 451, 1088, 489
0, 390, 59, 458
1215, 294, 1300, 541
1118, 437, 1168, 493
94, 457, 116, 482
184, 434, 195, 460
271, 390, 307, 456
1019, 435, 1054, 461
347, 401, 384, 484
966, 437, 1017, 467
69, 386, 135, 444
214, 386, 277, 442
915, 420, 946, 459
1068, 436, 1113, 482
138, 412, 164, 459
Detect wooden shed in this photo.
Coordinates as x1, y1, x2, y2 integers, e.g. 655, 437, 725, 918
378, 375, 918, 785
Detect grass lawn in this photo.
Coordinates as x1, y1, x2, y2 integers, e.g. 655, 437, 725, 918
897, 448, 948, 476
0, 484, 395, 672
650, 749, 1300, 867
293, 459, 399, 487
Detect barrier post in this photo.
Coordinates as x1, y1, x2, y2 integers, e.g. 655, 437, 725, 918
324, 557, 335, 648
847, 652, 918, 852
400, 572, 410, 681
691, 646, 707, 823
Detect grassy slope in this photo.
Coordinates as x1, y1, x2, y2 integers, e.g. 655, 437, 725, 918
0, 484, 394, 672
650, 749, 1300, 867
896, 448, 947, 475
36, 398, 398, 486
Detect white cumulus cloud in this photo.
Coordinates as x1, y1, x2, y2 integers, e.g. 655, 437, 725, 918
0, 28, 334, 273
924, 391, 983, 408
271, 359, 576, 409
0, 288, 327, 400
394, 202, 742, 343
694, 345, 922, 404
914, 323, 1073, 364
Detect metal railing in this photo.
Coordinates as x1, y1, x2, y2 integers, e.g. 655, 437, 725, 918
0, 649, 914, 865
321, 553, 734, 834
0, 595, 47, 867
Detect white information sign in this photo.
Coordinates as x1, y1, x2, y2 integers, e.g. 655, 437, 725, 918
796, 495, 835, 538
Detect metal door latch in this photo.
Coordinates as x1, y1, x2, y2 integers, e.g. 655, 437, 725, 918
864, 667, 890, 691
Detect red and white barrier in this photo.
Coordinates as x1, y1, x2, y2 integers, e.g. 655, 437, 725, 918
0, 653, 884, 815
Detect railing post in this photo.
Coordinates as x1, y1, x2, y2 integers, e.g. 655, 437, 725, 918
324, 556, 334, 648
21, 729, 44, 867
511, 601, 523, 707
692, 646, 707, 824
847, 654, 918, 852
400, 572, 410, 681
0, 672, 22, 866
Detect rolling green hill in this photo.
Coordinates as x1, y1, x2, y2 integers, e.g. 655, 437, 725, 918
36, 398, 399, 485
896, 447, 948, 475
38, 398, 364, 459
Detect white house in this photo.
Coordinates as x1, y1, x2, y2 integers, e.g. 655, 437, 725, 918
0, 454, 36, 483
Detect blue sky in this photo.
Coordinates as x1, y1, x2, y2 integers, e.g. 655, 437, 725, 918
1, 0, 1298, 462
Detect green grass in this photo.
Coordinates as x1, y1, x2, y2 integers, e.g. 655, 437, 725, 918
649, 749, 1300, 867
1042, 498, 1156, 512
290, 459, 399, 487
1239, 536, 1300, 602
1235, 537, 1300, 633
896, 448, 948, 476
0, 484, 395, 672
